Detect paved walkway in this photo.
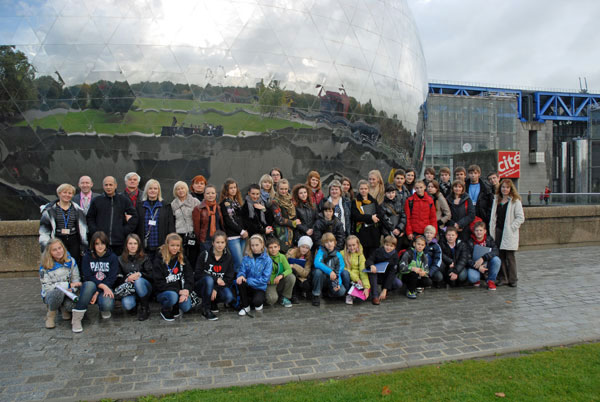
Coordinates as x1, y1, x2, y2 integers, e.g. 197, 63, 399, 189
1, 246, 599, 401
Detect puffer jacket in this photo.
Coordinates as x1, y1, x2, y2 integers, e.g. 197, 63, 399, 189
39, 201, 88, 251
446, 193, 475, 240
118, 254, 154, 284
404, 193, 437, 236
378, 196, 406, 236
237, 250, 273, 291
439, 238, 470, 275
295, 201, 318, 240
398, 248, 430, 275
39, 253, 80, 299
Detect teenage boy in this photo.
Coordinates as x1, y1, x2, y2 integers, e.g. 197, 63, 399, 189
423, 225, 443, 288
454, 167, 466, 183
311, 232, 349, 306
423, 167, 436, 187
487, 172, 500, 195
439, 226, 469, 287
378, 184, 406, 248
313, 201, 345, 250
365, 235, 399, 305
393, 169, 410, 209
398, 235, 431, 299
439, 167, 452, 199
466, 221, 500, 290
465, 165, 493, 225
404, 180, 437, 240
265, 238, 296, 307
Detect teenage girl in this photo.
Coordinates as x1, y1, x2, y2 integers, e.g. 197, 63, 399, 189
236, 234, 273, 316
341, 235, 370, 304
118, 233, 153, 321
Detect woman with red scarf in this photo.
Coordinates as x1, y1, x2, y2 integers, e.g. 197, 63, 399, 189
306, 170, 324, 206
192, 185, 224, 254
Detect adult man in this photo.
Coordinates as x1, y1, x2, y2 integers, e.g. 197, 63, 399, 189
124, 172, 141, 207
87, 176, 138, 256
72, 176, 99, 214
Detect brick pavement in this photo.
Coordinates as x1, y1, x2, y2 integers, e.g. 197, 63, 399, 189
1, 246, 599, 401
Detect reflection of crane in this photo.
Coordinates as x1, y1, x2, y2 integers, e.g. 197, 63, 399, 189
316, 84, 350, 117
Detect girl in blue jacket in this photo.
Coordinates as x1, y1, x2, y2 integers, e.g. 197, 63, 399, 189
236, 234, 273, 316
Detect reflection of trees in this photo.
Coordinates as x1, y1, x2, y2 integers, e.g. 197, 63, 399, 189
257, 79, 285, 117
0, 46, 36, 120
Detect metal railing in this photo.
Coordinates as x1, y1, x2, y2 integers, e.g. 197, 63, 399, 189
519, 193, 600, 206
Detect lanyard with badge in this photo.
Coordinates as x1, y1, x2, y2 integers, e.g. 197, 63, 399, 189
60, 207, 71, 235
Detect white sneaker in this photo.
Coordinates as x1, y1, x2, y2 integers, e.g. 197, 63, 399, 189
100, 311, 111, 319
345, 295, 353, 305
238, 307, 250, 316
255, 304, 263, 311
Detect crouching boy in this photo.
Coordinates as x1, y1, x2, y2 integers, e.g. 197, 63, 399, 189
467, 221, 501, 290
398, 235, 431, 299
266, 238, 296, 307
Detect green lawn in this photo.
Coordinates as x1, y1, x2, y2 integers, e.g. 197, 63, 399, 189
15, 98, 308, 135
129, 343, 600, 402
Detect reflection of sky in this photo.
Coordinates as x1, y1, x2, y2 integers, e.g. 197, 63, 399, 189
0, 0, 427, 128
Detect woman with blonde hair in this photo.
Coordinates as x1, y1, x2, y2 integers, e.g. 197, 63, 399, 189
259, 174, 276, 205
368, 170, 385, 204
135, 179, 175, 261
171, 180, 201, 266
489, 179, 525, 287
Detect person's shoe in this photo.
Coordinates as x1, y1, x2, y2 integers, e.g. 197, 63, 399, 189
345, 294, 353, 305
203, 310, 219, 321
172, 305, 181, 318
61, 309, 71, 321
372, 296, 380, 305
100, 311, 112, 319
312, 295, 320, 306
280, 297, 292, 308
416, 287, 424, 293
254, 304, 263, 311
45, 309, 57, 329
291, 295, 300, 304
210, 302, 219, 313
238, 306, 250, 316
508, 282, 517, 288
406, 290, 417, 299
71, 309, 85, 333
496, 279, 507, 287
473, 281, 481, 287
161, 308, 175, 321
127, 305, 138, 315
137, 306, 150, 321
487, 280, 497, 291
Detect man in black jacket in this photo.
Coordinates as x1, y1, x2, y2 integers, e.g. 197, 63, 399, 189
439, 226, 470, 287
465, 165, 493, 226
87, 176, 138, 256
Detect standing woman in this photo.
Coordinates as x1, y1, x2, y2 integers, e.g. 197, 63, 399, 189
118, 234, 153, 321
153, 233, 194, 321
171, 181, 201, 267
341, 177, 355, 201
368, 170, 386, 204
306, 170, 324, 206
259, 174, 276, 205
220, 179, 248, 272
136, 179, 175, 262
351, 179, 380, 259
489, 179, 525, 287
405, 168, 416, 194
39, 183, 88, 267
446, 180, 475, 242
427, 180, 451, 231
320, 180, 351, 237
270, 168, 283, 190
271, 178, 300, 253
190, 175, 207, 201
71, 231, 119, 332
193, 185, 224, 253
292, 184, 317, 243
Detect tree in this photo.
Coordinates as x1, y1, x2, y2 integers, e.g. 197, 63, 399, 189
0, 45, 36, 119
258, 80, 285, 117
102, 80, 134, 114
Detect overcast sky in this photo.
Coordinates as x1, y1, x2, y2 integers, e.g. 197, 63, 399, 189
407, 0, 600, 93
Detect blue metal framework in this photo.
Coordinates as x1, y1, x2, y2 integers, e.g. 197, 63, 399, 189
429, 83, 523, 120
534, 92, 600, 122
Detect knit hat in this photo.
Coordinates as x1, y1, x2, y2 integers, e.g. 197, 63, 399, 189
298, 236, 313, 249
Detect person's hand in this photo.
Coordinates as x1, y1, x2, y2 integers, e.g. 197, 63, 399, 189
179, 289, 189, 302
449, 272, 458, 281
99, 284, 114, 299
392, 229, 400, 236
408, 233, 414, 241
265, 226, 273, 234
380, 288, 387, 300
217, 278, 225, 287
357, 280, 363, 287
412, 266, 419, 273
474, 258, 484, 269
479, 266, 488, 274
333, 285, 340, 292
274, 275, 282, 285
364, 288, 370, 298
454, 223, 459, 229
70, 281, 81, 289
236, 276, 246, 285
125, 214, 132, 222
372, 215, 379, 223
241, 230, 249, 239
295, 219, 302, 225
211, 289, 217, 301
254, 203, 265, 211
307, 229, 313, 236
449, 262, 455, 269
419, 270, 427, 277
370, 265, 377, 274
90, 292, 98, 305
330, 271, 337, 281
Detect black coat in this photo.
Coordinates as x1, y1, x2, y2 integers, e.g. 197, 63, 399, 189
446, 193, 476, 241
220, 198, 245, 237
465, 179, 494, 225
117, 254, 154, 286
135, 201, 175, 249
466, 234, 499, 266
351, 194, 380, 248
295, 201, 318, 239
439, 238, 470, 275
378, 197, 406, 237
313, 216, 346, 251
241, 200, 274, 236
318, 197, 352, 236
87, 192, 138, 246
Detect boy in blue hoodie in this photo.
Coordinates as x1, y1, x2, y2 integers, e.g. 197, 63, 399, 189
311, 232, 349, 306
423, 225, 443, 288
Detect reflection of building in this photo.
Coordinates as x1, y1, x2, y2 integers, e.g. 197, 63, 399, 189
425, 83, 600, 194
318, 86, 350, 118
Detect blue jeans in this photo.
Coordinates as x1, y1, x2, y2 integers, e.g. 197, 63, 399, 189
467, 256, 501, 283
195, 276, 234, 310
227, 238, 246, 272
156, 290, 192, 312
121, 277, 152, 311
312, 269, 350, 297
75, 281, 114, 312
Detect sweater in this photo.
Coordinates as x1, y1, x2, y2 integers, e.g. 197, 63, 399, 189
194, 248, 235, 287
39, 253, 80, 299
153, 255, 194, 293
237, 251, 273, 291
81, 249, 119, 288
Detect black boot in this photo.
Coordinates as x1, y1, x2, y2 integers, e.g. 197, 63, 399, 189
137, 295, 150, 321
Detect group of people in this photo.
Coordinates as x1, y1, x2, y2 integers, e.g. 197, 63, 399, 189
38, 165, 525, 332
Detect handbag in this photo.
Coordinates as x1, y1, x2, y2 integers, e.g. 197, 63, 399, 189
114, 281, 135, 298
189, 290, 201, 308
184, 232, 196, 246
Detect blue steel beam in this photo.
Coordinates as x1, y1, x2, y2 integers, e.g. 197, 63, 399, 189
534, 91, 600, 122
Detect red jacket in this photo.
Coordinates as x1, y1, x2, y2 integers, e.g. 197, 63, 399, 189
404, 193, 438, 236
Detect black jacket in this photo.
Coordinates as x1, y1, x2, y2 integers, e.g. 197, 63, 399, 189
318, 197, 352, 236
313, 215, 346, 250
194, 248, 235, 287
241, 199, 274, 236
365, 247, 398, 290
135, 201, 175, 249
465, 179, 494, 225
351, 194, 380, 248
446, 193, 475, 240
153, 255, 194, 293
295, 201, 318, 239
466, 234, 499, 266
378, 197, 406, 236
439, 238, 470, 275
220, 198, 246, 237
86, 192, 138, 246
117, 254, 154, 284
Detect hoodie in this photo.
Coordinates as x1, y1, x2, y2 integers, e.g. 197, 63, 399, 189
81, 249, 119, 288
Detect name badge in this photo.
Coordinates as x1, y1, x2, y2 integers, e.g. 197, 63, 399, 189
148, 220, 157, 226
61, 228, 70, 235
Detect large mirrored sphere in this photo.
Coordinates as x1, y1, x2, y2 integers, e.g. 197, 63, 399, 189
0, 0, 427, 219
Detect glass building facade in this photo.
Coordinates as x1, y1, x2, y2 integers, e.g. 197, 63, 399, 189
0, 0, 428, 219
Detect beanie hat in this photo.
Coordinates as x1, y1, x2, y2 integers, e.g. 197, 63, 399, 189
298, 236, 313, 249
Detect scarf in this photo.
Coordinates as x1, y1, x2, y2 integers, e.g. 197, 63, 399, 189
125, 188, 139, 207
245, 195, 267, 225
205, 199, 217, 238
322, 248, 340, 274
274, 193, 295, 218
470, 232, 487, 246
355, 195, 372, 215
260, 189, 271, 205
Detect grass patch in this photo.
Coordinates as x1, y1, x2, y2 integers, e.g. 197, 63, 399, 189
129, 343, 600, 401
15, 99, 308, 134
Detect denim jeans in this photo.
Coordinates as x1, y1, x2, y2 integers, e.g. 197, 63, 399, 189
121, 277, 153, 311
195, 276, 234, 310
75, 281, 114, 312
312, 269, 350, 297
227, 238, 246, 272
156, 290, 192, 312
467, 256, 501, 283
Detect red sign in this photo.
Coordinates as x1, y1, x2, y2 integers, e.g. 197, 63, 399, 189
498, 151, 520, 178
